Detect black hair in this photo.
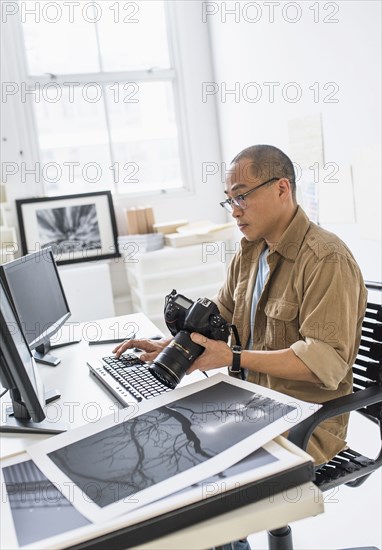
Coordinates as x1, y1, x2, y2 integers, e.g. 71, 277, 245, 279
231, 144, 296, 201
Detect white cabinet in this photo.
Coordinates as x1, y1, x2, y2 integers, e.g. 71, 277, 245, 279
58, 262, 115, 323
124, 245, 227, 335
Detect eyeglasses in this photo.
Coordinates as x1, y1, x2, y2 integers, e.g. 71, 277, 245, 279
220, 177, 279, 213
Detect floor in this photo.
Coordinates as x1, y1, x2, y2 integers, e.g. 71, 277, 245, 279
247, 412, 382, 550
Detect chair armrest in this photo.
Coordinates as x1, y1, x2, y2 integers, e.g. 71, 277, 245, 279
288, 386, 382, 451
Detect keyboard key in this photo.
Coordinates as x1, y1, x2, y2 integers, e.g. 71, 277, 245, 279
99, 355, 171, 400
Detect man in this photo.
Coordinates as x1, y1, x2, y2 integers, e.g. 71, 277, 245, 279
114, 144, 367, 466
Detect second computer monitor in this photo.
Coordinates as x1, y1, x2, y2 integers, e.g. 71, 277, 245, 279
0, 248, 71, 365
0, 279, 46, 428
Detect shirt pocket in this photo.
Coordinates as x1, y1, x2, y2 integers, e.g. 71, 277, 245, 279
264, 299, 299, 350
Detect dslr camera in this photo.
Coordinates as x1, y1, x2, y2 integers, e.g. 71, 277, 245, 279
149, 289, 230, 389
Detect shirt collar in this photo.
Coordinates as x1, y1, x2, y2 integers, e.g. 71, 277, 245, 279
240, 206, 311, 262
272, 206, 311, 261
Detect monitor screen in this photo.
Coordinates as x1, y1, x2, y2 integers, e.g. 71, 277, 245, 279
0, 248, 71, 355
0, 280, 46, 424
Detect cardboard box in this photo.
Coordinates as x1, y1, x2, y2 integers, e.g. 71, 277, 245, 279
125, 207, 157, 235
125, 208, 139, 234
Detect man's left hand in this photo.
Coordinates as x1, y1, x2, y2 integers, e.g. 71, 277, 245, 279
187, 333, 232, 374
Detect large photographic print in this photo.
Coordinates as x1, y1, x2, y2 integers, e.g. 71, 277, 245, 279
1, 437, 308, 550
47, 382, 295, 509
26, 374, 319, 523
16, 191, 120, 265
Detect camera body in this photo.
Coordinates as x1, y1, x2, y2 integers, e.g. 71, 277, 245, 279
164, 289, 229, 340
149, 290, 229, 389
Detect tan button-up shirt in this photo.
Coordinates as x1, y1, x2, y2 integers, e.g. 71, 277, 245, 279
216, 206, 367, 465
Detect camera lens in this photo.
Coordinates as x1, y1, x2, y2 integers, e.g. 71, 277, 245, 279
149, 330, 203, 389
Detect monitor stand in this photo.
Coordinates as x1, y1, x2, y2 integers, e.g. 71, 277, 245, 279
0, 415, 66, 434
33, 338, 81, 367
0, 389, 66, 434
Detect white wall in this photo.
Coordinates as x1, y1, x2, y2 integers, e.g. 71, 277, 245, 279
206, 0, 382, 280
207, 1, 380, 163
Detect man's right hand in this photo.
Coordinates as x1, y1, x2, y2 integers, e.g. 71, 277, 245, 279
112, 337, 172, 361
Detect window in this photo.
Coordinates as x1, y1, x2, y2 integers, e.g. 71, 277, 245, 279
19, 0, 184, 195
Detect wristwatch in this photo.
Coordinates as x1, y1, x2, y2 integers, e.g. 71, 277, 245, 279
229, 345, 242, 373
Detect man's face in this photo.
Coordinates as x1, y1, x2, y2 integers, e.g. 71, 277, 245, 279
224, 159, 282, 243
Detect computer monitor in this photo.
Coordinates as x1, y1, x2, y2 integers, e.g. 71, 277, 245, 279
0, 248, 72, 366
0, 280, 64, 433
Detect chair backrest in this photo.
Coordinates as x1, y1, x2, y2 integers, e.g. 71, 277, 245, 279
353, 282, 382, 422
312, 282, 382, 491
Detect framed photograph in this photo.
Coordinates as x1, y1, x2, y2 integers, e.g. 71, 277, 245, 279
16, 191, 120, 265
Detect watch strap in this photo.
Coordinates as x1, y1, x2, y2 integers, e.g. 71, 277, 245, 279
229, 345, 242, 373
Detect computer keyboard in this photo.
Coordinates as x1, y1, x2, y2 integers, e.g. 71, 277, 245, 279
88, 353, 171, 406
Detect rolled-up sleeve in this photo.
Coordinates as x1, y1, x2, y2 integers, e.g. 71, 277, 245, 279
290, 250, 366, 389
291, 338, 349, 389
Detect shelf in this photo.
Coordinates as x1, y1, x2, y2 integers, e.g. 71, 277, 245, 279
126, 262, 225, 296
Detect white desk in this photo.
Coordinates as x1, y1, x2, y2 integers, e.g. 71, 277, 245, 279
131, 481, 322, 550
1, 313, 171, 458
0, 314, 324, 549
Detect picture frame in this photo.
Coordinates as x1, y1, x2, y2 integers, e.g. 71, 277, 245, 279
16, 191, 120, 265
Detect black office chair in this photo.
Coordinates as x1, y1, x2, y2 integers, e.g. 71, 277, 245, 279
267, 282, 382, 550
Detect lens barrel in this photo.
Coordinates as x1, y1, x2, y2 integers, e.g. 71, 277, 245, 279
149, 330, 203, 389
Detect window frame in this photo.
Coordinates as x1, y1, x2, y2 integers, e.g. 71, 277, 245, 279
17, 1, 191, 198
1, 1, 225, 226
